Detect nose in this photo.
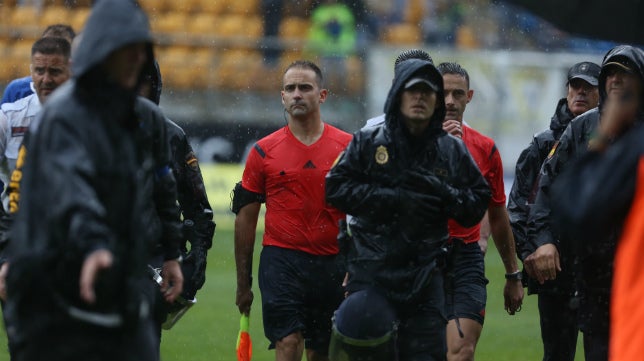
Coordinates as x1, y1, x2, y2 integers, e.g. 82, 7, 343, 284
42, 70, 53, 84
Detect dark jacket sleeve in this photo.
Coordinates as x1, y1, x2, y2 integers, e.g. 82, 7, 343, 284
147, 108, 183, 261
550, 126, 642, 244
508, 137, 542, 260
171, 123, 215, 251
528, 125, 577, 251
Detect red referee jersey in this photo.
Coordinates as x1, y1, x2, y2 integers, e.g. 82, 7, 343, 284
242, 124, 352, 255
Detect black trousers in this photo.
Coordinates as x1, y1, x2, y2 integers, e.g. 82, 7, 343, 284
538, 293, 580, 361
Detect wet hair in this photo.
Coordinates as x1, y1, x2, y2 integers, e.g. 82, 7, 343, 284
283, 60, 324, 88
437, 62, 470, 88
41, 24, 76, 43
395, 49, 433, 66
31, 37, 71, 59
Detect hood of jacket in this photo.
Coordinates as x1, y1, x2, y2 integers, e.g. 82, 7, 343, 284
383, 59, 446, 133
598, 45, 644, 109
549, 97, 575, 133
72, 0, 154, 82
142, 60, 163, 105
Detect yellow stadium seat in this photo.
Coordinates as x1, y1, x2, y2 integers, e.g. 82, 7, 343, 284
39, 6, 71, 27
191, 46, 215, 67
380, 23, 422, 45
7, 39, 34, 65
153, 12, 188, 34
456, 25, 479, 49
0, 6, 11, 28
278, 49, 303, 69
0, 57, 25, 84
167, 0, 201, 14
3, 41, 32, 83
157, 45, 215, 90
138, 0, 170, 14
8, 5, 40, 27
198, 0, 227, 15
186, 13, 217, 35
214, 14, 262, 39
278, 17, 310, 40
225, 0, 258, 15
404, 0, 424, 25
213, 49, 263, 90
345, 55, 365, 93
69, 7, 90, 32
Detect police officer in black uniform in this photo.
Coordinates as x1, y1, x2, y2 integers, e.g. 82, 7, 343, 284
325, 58, 490, 361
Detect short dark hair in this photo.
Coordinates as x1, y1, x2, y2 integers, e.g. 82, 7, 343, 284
395, 49, 433, 66
283, 60, 325, 88
32, 37, 72, 59
437, 62, 470, 88
42, 24, 76, 43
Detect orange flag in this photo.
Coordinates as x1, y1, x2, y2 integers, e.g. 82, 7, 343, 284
236, 313, 252, 361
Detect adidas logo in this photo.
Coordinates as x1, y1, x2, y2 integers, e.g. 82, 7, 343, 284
303, 160, 316, 169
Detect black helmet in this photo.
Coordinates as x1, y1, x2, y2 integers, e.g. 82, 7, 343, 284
329, 288, 399, 361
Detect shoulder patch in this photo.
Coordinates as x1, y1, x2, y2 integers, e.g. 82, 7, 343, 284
254, 143, 266, 158
547, 141, 560, 159
185, 151, 199, 170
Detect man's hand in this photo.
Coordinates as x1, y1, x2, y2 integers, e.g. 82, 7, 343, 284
236, 286, 254, 315
187, 244, 208, 294
504, 278, 524, 315
161, 259, 184, 303
443, 119, 463, 138
523, 244, 561, 284
0, 262, 9, 301
80, 249, 113, 304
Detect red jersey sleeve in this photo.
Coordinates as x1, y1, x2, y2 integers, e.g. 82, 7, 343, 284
241, 143, 266, 195
486, 145, 507, 207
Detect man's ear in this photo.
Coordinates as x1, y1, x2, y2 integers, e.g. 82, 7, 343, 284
319, 88, 328, 104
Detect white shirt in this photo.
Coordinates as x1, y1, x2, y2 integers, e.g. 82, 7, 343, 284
0, 93, 41, 209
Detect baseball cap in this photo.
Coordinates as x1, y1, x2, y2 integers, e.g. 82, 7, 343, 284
604, 57, 637, 73
404, 76, 438, 92
567, 61, 601, 86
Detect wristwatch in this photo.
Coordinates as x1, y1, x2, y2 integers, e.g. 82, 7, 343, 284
505, 270, 523, 281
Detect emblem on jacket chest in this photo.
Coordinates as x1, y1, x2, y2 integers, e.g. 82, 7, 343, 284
375, 145, 389, 164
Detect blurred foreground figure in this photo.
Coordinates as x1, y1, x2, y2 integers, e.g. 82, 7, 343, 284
550, 45, 644, 361
3, 1, 183, 360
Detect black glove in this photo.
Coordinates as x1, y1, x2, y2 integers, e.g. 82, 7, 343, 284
399, 189, 444, 222
184, 244, 207, 297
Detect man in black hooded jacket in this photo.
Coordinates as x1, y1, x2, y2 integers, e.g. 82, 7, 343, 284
139, 60, 215, 337
528, 44, 644, 361
2, 1, 183, 360
325, 58, 490, 361
507, 61, 599, 361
